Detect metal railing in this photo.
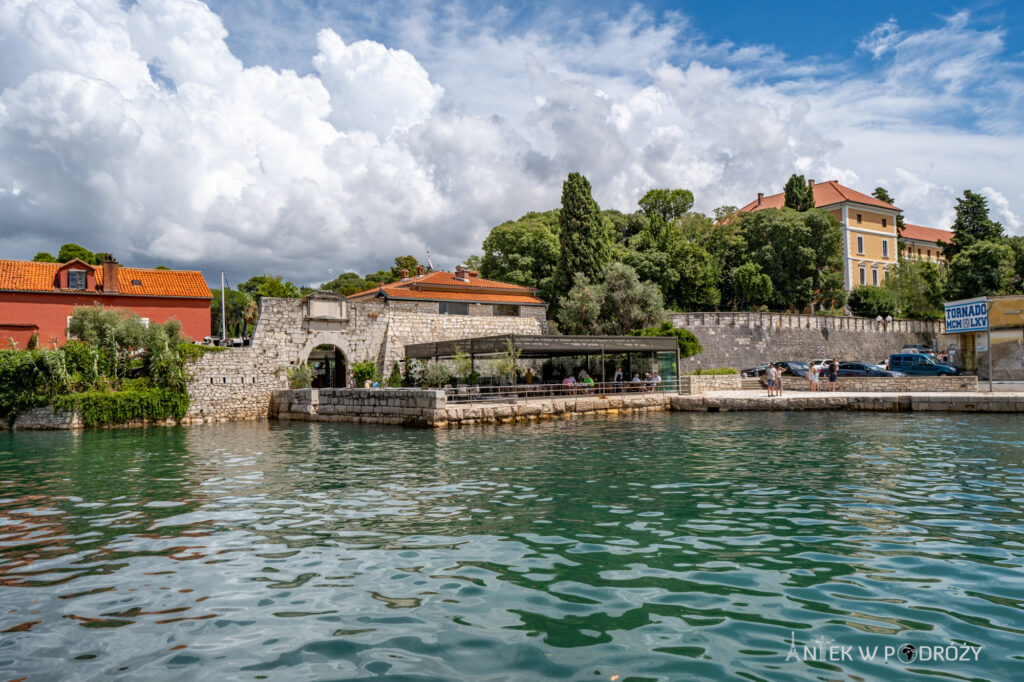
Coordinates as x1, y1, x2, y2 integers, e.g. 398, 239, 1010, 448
441, 379, 683, 402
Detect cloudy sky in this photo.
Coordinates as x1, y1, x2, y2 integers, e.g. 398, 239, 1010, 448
1, 0, 1022, 286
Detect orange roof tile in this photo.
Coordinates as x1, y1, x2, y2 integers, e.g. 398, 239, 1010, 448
737, 180, 901, 214
0, 260, 212, 298
901, 223, 953, 244
348, 270, 545, 305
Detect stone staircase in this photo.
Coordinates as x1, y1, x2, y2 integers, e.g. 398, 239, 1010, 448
740, 377, 762, 391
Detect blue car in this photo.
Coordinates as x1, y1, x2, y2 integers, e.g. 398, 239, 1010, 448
888, 353, 958, 376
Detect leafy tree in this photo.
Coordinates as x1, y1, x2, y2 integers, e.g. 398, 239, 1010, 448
33, 252, 59, 263
210, 288, 255, 337
783, 174, 815, 211
638, 189, 694, 223
57, 243, 101, 264
731, 262, 774, 308
847, 286, 897, 318
67, 304, 147, 378
480, 211, 560, 299
713, 205, 739, 223
238, 274, 301, 302
943, 190, 1004, 261
154, 265, 170, 270
463, 254, 483, 272
946, 240, 1015, 300
739, 207, 844, 310
391, 255, 419, 278
884, 259, 945, 319
632, 321, 703, 358
1006, 236, 1024, 294
557, 262, 663, 335
321, 272, 371, 296
871, 187, 905, 235
552, 172, 609, 306
352, 360, 379, 386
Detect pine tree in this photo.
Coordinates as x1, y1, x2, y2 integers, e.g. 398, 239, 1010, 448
943, 190, 1005, 261
783, 174, 814, 211
552, 172, 609, 307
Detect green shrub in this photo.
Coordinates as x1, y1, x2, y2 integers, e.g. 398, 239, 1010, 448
632, 321, 703, 358
848, 286, 896, 318
352, 360, 378, 386
419, 360, 453, 387
178, 343, 226, 364
54, 388, 189, 428
287, 364, 314, 389
385, 361, 403, 387
692, 367, 739, 375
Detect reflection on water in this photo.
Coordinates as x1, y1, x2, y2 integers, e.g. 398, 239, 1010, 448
2, 413, 1023, 680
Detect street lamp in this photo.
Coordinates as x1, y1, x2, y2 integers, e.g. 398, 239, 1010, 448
885, 314, 892, 332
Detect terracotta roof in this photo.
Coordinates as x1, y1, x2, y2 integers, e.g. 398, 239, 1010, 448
737, 180, 901, 213
901, 223, 953, 244
348, 270, 545, 305
0, 260, 212, 298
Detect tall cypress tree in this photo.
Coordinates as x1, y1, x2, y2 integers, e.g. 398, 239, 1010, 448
552, 172, 608, 306
783, 174, 814, 211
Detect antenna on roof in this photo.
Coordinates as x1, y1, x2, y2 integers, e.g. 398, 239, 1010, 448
425, 249, 433, 272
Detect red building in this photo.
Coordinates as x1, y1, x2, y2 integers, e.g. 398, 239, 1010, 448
0, 257, 212, 348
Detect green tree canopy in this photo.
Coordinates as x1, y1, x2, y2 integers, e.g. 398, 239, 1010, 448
946, 240, 1015, 300
480, 211, 560, 299
321, 272, 371, 296
943, 190, 1005, 260
391, 255, 419, 278
238, 274, 301, 302
884, 258, 945, 319
33, 252, 59, 263
557, 262, 663, 336
57, 243, 102, 264
638, 188, 694, 223
847, 286, 897, 318
552, 172, 609, 307
631, 321, 703, 358
783, 174, 815, 211
731, 262, 774, 309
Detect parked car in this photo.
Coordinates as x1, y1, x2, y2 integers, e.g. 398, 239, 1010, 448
775, 361, 810, 378
888, 353, 959, 376
901, 344, 934, 355
809, 359, 831, 377
837, 361, 906, 377
742, 363, 770, 377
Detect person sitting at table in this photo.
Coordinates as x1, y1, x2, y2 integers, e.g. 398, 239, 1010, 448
649, 370, 662, 391
581, 371, 595, 394
562, 375, 576, 395
630, 373, 643, 391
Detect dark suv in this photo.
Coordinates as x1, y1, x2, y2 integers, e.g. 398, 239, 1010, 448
888, 353, 958, 376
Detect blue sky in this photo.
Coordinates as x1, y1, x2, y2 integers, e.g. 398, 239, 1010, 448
1, 0, 1022, 284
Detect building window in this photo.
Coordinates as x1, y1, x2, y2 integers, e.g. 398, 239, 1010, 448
882, 218, 887, 228
857, 236, 864, 254
131, 279, 142, 286
859, 267, 866, 286
140, 317, 150, 328
856, 214, 862, 224
438, 302, 469, 315
68, 269, 86, 290
872, 269, 878, 286
493, 304, 520, 317
882, 240, 889, 258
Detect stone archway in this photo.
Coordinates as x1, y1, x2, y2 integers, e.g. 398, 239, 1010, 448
306, 344, 348, 388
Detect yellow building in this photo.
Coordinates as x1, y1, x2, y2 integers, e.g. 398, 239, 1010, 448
900, 223, 952, 264
737, 179, 900, 291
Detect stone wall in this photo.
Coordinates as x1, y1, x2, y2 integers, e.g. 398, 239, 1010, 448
271, 388, 673, 427
2, 406, 81, 430
185, 296, 545, 422
684, 374, 742, 393
834, 376, 977, 392
672, 392, 1024, 413
671, 312, 942, 372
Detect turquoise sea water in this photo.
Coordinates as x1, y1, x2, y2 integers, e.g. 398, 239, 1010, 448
1, 413, 1023, 680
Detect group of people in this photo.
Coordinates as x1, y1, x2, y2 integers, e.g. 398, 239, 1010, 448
558, 367, 662, 394
765, 359, 840, 397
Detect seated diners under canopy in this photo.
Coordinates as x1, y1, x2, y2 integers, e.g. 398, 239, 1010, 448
404, 333, 680, 388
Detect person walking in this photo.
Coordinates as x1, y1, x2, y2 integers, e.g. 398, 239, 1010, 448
827, 358, 838, 392
766, 363, 777, 397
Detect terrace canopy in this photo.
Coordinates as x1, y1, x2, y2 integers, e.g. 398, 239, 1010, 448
404, 333, 680, 383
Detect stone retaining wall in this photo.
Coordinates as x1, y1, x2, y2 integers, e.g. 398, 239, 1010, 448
670, 312, 941, 373
672, 392, 1024, 413
834, 376, 977, 392
271, 388, 673, 427
1, 406, 177, 430
685, 374, 742, 393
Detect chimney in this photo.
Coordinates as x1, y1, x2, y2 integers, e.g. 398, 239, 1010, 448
416, 264, 425, 276
400, 268, 409, 279
469, 270, 478, 277
455, 265, 469, 281
757, 192, 764, 206
102, 254, 119, 294
808, 179, 815, 189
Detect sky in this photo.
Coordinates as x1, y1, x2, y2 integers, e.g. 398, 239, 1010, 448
1, 0, 1022, 287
